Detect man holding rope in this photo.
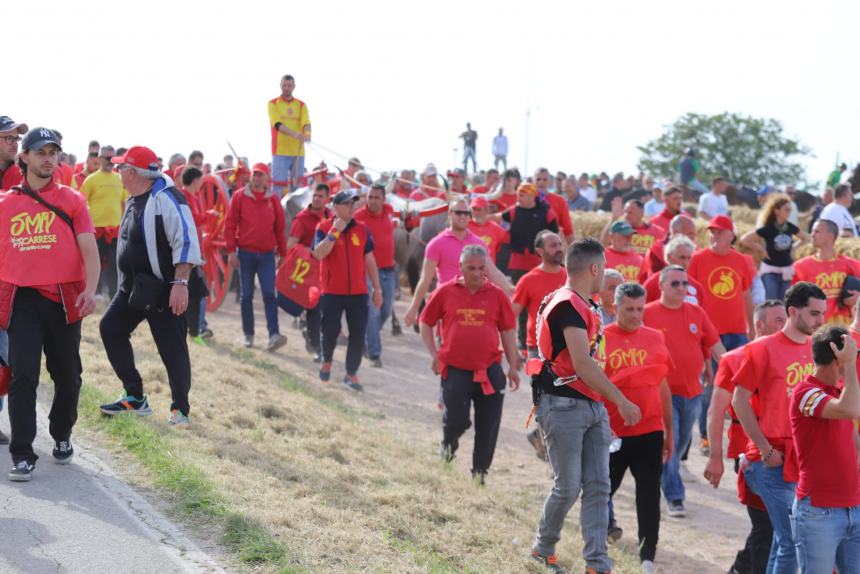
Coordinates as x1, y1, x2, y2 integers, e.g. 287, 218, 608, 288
268, 74, 310, 195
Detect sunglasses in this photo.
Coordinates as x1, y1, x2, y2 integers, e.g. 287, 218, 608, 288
452, 210, 471, 217
668, 280, 689, 288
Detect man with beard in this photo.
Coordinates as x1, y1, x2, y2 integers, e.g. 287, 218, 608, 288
732, 282, 826, 573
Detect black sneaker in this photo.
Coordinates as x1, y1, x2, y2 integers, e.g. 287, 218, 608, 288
342, 374, 364, 392
53, 439, 74, 464
8, 460, 34, 482
0, 429, 9, 445
439, 443, 455, 463
530, 550, 567, 573
471, 469, 487, 485
100, 395, 153, 416
370, 357, 383, 368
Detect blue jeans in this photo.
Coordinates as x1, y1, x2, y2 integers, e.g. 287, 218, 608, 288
272, 155, 305, 195
365, 268, 397, 359
744, 461, 797, 574
702, 333, 750, 437
791, 497, 860, 574
533, 395, 613, 572
238, 249, 279, 338
761, 272, 790, 301
662, 394, 701, 503
686, 179, 710, 196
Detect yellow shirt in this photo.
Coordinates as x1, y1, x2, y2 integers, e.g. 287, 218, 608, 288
268, 96, 310, 157
80, 170, 126, 227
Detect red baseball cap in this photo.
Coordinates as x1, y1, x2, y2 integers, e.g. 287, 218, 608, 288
470, 196, 489, 209
251, 162, 270, 175
707, 215, 735, 234
111, 146, 159, 172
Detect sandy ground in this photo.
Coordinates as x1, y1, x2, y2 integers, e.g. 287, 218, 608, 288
207, 294, 751, 573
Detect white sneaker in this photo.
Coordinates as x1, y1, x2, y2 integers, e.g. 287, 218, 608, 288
266, 334, 287, 352
641, 559, 657, 573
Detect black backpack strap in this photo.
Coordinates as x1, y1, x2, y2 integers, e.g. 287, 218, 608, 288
12, 185, 75, 233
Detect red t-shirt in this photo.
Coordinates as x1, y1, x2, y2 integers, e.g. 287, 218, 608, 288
603, 324, 673, 437
55, 162, 74, 187
0, 179, 95, 302
733, 331, 814, 479
604, 247, 644, 283
642, 272, 705, 306
643, 301, 720, 397
355, 204, 396, 269
289, 206, 331, 248
649, 209, 677, 233
512, 267, 567, 347
1, 164, 23, 191
713, 346, 750, 459
420, 277, 515, 372
491, 192, 517, 213
791, 375, 860, 507
792, 255, 860, 326
468, 219, 509, 263
541, 192, 574, 240
688, 248, 756, 335
630, 222, 666, 256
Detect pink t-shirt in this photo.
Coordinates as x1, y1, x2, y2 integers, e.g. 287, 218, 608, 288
425, 229, 485, 284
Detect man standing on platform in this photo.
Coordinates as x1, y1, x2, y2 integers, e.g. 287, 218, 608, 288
268, 74, 311, 195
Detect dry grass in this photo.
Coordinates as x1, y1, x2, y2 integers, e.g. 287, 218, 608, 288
75, 319, 645, 573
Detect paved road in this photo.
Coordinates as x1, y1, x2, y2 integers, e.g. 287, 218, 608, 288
0, 400, 226, 574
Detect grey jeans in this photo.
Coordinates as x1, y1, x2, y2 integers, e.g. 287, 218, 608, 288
533, 394, 612, 572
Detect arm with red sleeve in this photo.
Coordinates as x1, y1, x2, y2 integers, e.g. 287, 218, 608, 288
273, 197, 287, 257
418, 287, 446, 375
496, 291, 521, 389
224, 191, 241, 254
704, 349, 741, 487
731, 346, 781, 467
287, 218, 304, 249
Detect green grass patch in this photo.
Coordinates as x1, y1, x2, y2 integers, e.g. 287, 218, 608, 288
77, 384, 297, 569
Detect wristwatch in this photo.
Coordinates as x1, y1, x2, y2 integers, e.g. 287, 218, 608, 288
172, 279, 189, 286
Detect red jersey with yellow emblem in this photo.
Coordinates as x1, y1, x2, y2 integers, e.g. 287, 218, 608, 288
688, 248, 756, 335
468, 219, 509, 263
630, 222, 666, 256
733, 331, 813, 480
792, 255, 860, 325
604, 246, 644, 283
603, 324, 673, 437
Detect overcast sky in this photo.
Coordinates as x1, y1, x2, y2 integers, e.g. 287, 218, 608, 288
5, 0, 856, 188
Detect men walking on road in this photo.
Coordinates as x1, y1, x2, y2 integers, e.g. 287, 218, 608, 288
313, 189, 382, 390
732, 282, 826, 573
224, 163, 288, 351
604, 282, 674, 573
269, 74, 310, 195
98, 146, 202, 427
355, 182, 397, 368
529, 238, 642, 574
1, 128, 99, 480
419, 244, 520, 484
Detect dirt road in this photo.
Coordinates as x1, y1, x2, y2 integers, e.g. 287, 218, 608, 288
208, 296, 749, 573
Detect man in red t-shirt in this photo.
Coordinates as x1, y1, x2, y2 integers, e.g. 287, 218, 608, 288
643, 265, 723, 517
513, 231, 566, 358
604, 283, 673, 571
648, 186, 683, 233
1, 128, 99, 480
638, 214, 697, 283
792, 218, 860, 325
642, 235, 704, 305
225, 163, 288, 352
601, 199, 666, 257
468, 196, 508, 264
418, 244, 520, 484
534, 167, 574, 244
355, 182, 397, 368
0, 116, 27, 192
704, 299, 785, 574
790, 326, 860, 573
604, 221, 644, 282
732, 282, 826, 573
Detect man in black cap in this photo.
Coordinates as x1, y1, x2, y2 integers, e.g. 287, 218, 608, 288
312, 189, 382, 390
0, 127, 100, 481
0, 116, 27, 192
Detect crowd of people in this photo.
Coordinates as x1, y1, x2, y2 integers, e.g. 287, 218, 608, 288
1, 73, 859, 574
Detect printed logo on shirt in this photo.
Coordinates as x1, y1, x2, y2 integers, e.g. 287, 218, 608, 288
614, 264, 640, 282
9, 210, 58, 251
350, 233, 360, 247
689, 323, 698, 334
707, 266, 741, 299
813, 271, 846, 298
456, 307, 486, 327
608, 347, 648, 370
631, 233, 655, 252
479, 235, 494, 247
785, 361, 814, 393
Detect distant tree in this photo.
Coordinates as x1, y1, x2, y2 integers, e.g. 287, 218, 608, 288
637, 112, 813, 188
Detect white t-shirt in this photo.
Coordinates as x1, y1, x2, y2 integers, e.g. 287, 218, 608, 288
644, 198, 665, 218
819, 203, 859, 237
492, 135, 508, 156
697, 192, 729, 218
579, 185, 597, 203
